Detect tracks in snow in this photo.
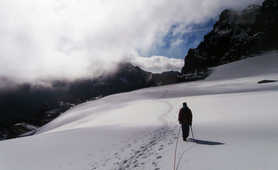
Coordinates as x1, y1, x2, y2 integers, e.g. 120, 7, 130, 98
90, 99, 180, 170
117, 127, 176, 170
90, 126, 178, 170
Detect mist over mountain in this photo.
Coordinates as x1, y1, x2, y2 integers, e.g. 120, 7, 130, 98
0, 0, 261, 83
0, 63, 181, 140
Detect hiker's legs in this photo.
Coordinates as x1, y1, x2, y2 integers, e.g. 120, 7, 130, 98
181, 124, 189, 141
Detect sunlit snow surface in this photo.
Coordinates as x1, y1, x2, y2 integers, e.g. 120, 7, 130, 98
1, 52, 278, 170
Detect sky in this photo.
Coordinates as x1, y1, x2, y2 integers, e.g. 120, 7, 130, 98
0, 0, 263, 83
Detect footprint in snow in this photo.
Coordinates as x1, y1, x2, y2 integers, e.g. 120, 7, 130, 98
156, 156, 162, 159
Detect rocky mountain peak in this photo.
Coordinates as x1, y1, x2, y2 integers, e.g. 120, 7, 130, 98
263, 0, 278, 10
182, 0, 278, 74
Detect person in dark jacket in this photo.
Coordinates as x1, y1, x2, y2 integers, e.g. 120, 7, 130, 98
178, 102, 193, 141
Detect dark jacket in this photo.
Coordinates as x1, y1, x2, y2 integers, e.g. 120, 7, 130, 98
178, 106, 192, 125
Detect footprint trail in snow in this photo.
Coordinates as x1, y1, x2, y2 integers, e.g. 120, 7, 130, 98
90, 126, 180, 170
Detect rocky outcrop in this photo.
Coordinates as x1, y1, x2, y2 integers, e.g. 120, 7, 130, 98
182, 0, 278, 74
150, 71, 180, 86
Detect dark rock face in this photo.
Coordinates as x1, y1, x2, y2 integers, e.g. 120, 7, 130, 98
0, 63, 179, 140
182, 0, 278, 74
151, 71, 180, 86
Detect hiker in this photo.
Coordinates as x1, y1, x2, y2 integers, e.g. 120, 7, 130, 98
178, 102, 193, 141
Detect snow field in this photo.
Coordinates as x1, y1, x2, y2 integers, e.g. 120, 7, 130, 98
0, 52, 278, 170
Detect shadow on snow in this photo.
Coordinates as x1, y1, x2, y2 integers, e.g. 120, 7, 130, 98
188, 138, 225, 145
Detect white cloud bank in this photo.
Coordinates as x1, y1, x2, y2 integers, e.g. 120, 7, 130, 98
128, 55, 184, 73
0, 0, 262, 82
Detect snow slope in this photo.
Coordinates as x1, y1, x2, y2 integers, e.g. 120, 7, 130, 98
1, 52, 278, 170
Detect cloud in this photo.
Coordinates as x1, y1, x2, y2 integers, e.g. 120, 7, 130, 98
127, 55, 184, 73
0, 0, 263, 83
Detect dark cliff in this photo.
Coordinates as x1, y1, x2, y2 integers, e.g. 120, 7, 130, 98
182, 0, 278, 74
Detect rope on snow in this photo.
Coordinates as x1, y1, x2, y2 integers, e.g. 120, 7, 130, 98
173, 126, 181, 170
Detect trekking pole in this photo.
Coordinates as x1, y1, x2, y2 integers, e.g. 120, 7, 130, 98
190, 126, 195, 139
173, 126, 181, 170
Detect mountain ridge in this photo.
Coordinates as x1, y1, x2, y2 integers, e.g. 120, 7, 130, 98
0, 63, 179, 140
182, 0, 278, 74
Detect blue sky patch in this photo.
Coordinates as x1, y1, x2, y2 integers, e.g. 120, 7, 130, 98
143, 19, 216, 59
